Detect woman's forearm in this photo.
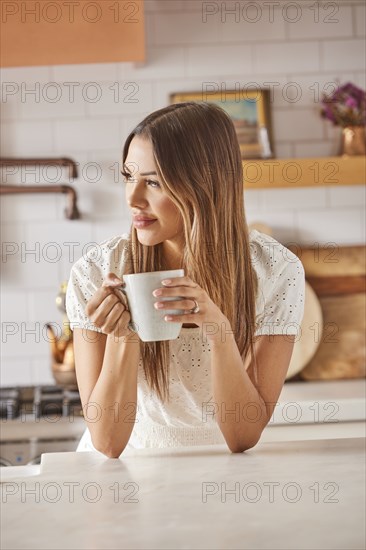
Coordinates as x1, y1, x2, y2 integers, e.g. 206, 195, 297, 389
210, 332, 268, 453
85, 334, 140, 457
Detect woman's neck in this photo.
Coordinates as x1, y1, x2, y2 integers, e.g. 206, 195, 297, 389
161, 239, 184, 271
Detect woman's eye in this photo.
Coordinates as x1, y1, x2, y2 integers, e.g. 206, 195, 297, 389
121, 172, 160, 189
121, 171, 133, 182
146, 179, 160, 188
121, 171, 160, 188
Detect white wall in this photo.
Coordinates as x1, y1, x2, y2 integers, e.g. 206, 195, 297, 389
1, 0, 365, 386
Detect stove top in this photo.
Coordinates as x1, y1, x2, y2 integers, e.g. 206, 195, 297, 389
0, 385, 83, 421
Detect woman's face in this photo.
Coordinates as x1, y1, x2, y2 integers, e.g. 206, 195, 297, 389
123, 136, 184, 250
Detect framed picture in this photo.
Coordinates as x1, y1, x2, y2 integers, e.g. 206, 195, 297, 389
169, 89, 274, 160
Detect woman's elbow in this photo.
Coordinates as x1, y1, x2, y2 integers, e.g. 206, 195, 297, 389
91, 438, 125, 459
101, 448, 123, 459
228, 433, 261, 453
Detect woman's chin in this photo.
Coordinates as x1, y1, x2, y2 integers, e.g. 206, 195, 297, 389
134, 231, 161, 246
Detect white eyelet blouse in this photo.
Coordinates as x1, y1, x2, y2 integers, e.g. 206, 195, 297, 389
66, 230, 305, 453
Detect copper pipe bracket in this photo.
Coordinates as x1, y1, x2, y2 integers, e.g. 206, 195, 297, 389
0, 157, 81, 220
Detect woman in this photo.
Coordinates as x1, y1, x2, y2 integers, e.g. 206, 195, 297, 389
66, 102, 305, 457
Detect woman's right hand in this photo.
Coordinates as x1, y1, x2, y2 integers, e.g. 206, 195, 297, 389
85, 272, 137, 339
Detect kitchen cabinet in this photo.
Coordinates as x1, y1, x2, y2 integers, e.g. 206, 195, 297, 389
0, 0, 145, 67
243, 155, 366, 188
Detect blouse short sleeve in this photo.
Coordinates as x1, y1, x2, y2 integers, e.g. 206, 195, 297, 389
65, 234, 129, 332
251, 230, 306, 337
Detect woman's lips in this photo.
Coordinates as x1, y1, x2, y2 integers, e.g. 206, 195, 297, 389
133, 219, 157, 229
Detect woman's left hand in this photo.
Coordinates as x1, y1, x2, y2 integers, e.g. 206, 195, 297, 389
152, 275, 233, 343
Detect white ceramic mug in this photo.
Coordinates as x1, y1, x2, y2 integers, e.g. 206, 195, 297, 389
116, 269, 185, 342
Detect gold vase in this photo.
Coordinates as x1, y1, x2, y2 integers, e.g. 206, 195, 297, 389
340, 126, 366, 156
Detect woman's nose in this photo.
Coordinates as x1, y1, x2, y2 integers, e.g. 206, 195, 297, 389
126, 186, 149, 209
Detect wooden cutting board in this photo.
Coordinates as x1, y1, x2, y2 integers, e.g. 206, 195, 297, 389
287, 244, 365, 295
300, 293, 365, 380
286, 281, 323, 380
287, 244, 365, 276
285, 244, 366, 380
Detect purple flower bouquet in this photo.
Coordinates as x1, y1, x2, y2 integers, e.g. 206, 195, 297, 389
321, 82, 366, 127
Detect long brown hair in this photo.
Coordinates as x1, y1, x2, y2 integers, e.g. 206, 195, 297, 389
122, 102, 259, 402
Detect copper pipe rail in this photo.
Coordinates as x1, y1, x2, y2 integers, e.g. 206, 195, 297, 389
0, 158, 80, 220
0, 157, 78, 179
1, 184, 80, 220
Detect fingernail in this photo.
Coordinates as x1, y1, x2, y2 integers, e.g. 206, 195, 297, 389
162, 279, 171, 285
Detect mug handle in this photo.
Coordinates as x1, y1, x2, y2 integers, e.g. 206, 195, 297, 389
114, 286, 136, 333
114, 286, 129, 310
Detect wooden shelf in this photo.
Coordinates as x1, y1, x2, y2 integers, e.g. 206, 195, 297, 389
242, 155, 366, 189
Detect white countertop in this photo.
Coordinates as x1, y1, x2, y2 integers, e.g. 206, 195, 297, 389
263, 378, 365, 443
1, 437, 365, 550
271, 378, 365, 424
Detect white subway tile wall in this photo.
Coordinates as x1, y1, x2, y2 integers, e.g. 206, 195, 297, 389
0, 0, 365, 385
